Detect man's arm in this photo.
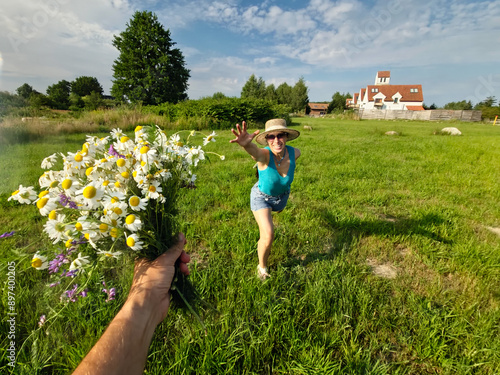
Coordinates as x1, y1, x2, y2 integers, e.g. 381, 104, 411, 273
72, 234, 190, 375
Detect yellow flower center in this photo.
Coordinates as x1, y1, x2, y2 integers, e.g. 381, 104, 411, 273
99, 223, 108, 232
129, 196, 140, 207
31, 258, 43, 268
84, 233, 90, 240
110, 228, 119, 238
146, 174, 153, 180
126, 214, 135, 224
36, 198, 49, 209
149, 186, 156, 193
105, 252, 113, 257
65, 239, 73, 248
102, 180, 110, 187
113, 207, 123, 215
48, 210, 57, 220
11, 189, 19, 196
141, 161, 146, 167
133, 171, 138, 178
140, 146, 149, 154
55, 223, 66, 232
116, 159, 126, 167
83, 186, 97, 199
61, 179, 73, 190
39, 191, 49, 198
74, 153, 83, 162
114, 181, 121, 188
111, 219, 118, 227
120, 136, 130, 143
86, 167, 93, 176
135, 126, 143, 132
126, 237, 135, 247
121, 171, 130, 179
176, 141, 184, 147
75, 222, 83, 231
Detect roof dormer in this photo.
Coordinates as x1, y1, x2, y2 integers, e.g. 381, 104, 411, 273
375, 71, 391, 85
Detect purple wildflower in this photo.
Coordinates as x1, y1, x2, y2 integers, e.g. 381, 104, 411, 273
108, 145, 125, 159
48, 252, 69, 274
49, 281, 61, 288
0, 231, 15, 239
62, 269, 78, 278
59, 193, 78, 209
102, 282, 116, 302
64, 284, 79, 302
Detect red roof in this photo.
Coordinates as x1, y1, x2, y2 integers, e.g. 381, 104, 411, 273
377, 71, 391, 78
366, 84, 423, 102
407, 105, 425, 111
353, 93, 359, 104
308, 103, 329, 110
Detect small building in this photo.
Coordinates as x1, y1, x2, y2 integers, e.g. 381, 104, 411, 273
348, 71, 425, 111
308, 103, 329, 117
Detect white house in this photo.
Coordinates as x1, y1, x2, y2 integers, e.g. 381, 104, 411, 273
348, 71, 425, 111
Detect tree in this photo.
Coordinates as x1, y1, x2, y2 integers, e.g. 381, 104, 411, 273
241, 74, 266, 99
443, 100, 472, 110
16, 83, 34, 99
475, 96, 496, 108
46, 80, 71, 109
328, 91, 351, 113
111, 11, 190, 105
290, 77, 309, 113
276, 82, 293, 106
264, 84, 277, 102
72, 76, 103, 97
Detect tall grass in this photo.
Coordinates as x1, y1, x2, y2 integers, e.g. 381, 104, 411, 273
1, 118, 499, 374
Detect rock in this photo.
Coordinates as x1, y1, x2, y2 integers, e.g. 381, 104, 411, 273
303, 125, 313, 131
441, 127, 462, 135
385, 131, 399, 136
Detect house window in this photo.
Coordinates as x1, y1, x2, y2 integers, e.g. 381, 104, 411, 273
371, 88, 378, 93
393, 98, 399, 104
410, 88, 419, 93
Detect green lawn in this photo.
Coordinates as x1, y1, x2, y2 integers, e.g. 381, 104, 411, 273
1, 118, 499, 374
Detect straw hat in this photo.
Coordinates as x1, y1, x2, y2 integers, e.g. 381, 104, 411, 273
255, 119, 300, 145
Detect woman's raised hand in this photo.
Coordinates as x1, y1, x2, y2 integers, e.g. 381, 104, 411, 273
230, 121, 259, 148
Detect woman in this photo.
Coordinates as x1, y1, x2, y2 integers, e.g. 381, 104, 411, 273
230, 119, 301, 280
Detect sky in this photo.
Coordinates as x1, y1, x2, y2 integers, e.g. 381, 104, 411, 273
0, 0, 499, 107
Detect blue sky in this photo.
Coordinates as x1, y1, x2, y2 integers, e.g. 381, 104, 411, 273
0, 0, 499, 106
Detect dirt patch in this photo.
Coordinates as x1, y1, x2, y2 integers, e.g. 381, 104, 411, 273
366, 258, 398, 279
485, 226, 500, 237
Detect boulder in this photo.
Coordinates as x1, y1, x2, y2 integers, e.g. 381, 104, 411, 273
441, 127, 462, 135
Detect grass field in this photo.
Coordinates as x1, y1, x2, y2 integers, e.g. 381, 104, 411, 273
1, 117, 500, 374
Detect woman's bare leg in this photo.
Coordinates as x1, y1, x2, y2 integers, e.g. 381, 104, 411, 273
252, 208, 274, 269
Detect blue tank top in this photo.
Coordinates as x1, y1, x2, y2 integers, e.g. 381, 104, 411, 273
258, 145, 296, 196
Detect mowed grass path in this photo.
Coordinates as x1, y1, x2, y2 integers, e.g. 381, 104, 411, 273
1, 118, 499, 374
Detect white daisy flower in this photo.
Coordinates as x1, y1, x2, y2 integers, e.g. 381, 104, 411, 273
125, 233, 144, 251
69, 253, 90, 271
75, 182, 105, 209
203, 131, 217, 146
60, 177, 81, 196
143, 180, 162, 200
110, 128, 125, 140
31, 253, 48, 270
64, 151, 91, 169
186, 146, 205, 166
41, 153, 58, 169
97, 250, 122, 259
124, 214, 142, 232
44, 215, 69, 244
8, 185, 37, 204
36, 197, 58, 216
128, 195, 148, 211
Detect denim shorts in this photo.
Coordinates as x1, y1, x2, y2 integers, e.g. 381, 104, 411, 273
250, 182, 290, 212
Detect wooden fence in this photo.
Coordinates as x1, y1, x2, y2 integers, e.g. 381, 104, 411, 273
358, 109, 482, 122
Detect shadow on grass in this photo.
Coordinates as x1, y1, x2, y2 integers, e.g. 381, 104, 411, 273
283, 209, 454, 269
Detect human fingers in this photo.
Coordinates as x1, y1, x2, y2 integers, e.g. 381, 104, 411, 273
161, 233, 186, 266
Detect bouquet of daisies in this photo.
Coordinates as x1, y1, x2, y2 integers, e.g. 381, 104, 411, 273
9, 125, 222, 314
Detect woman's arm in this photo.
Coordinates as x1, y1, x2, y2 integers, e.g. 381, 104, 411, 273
230, 121, 268, 163
294, 147, 301, 160
72, 234, 190, 375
